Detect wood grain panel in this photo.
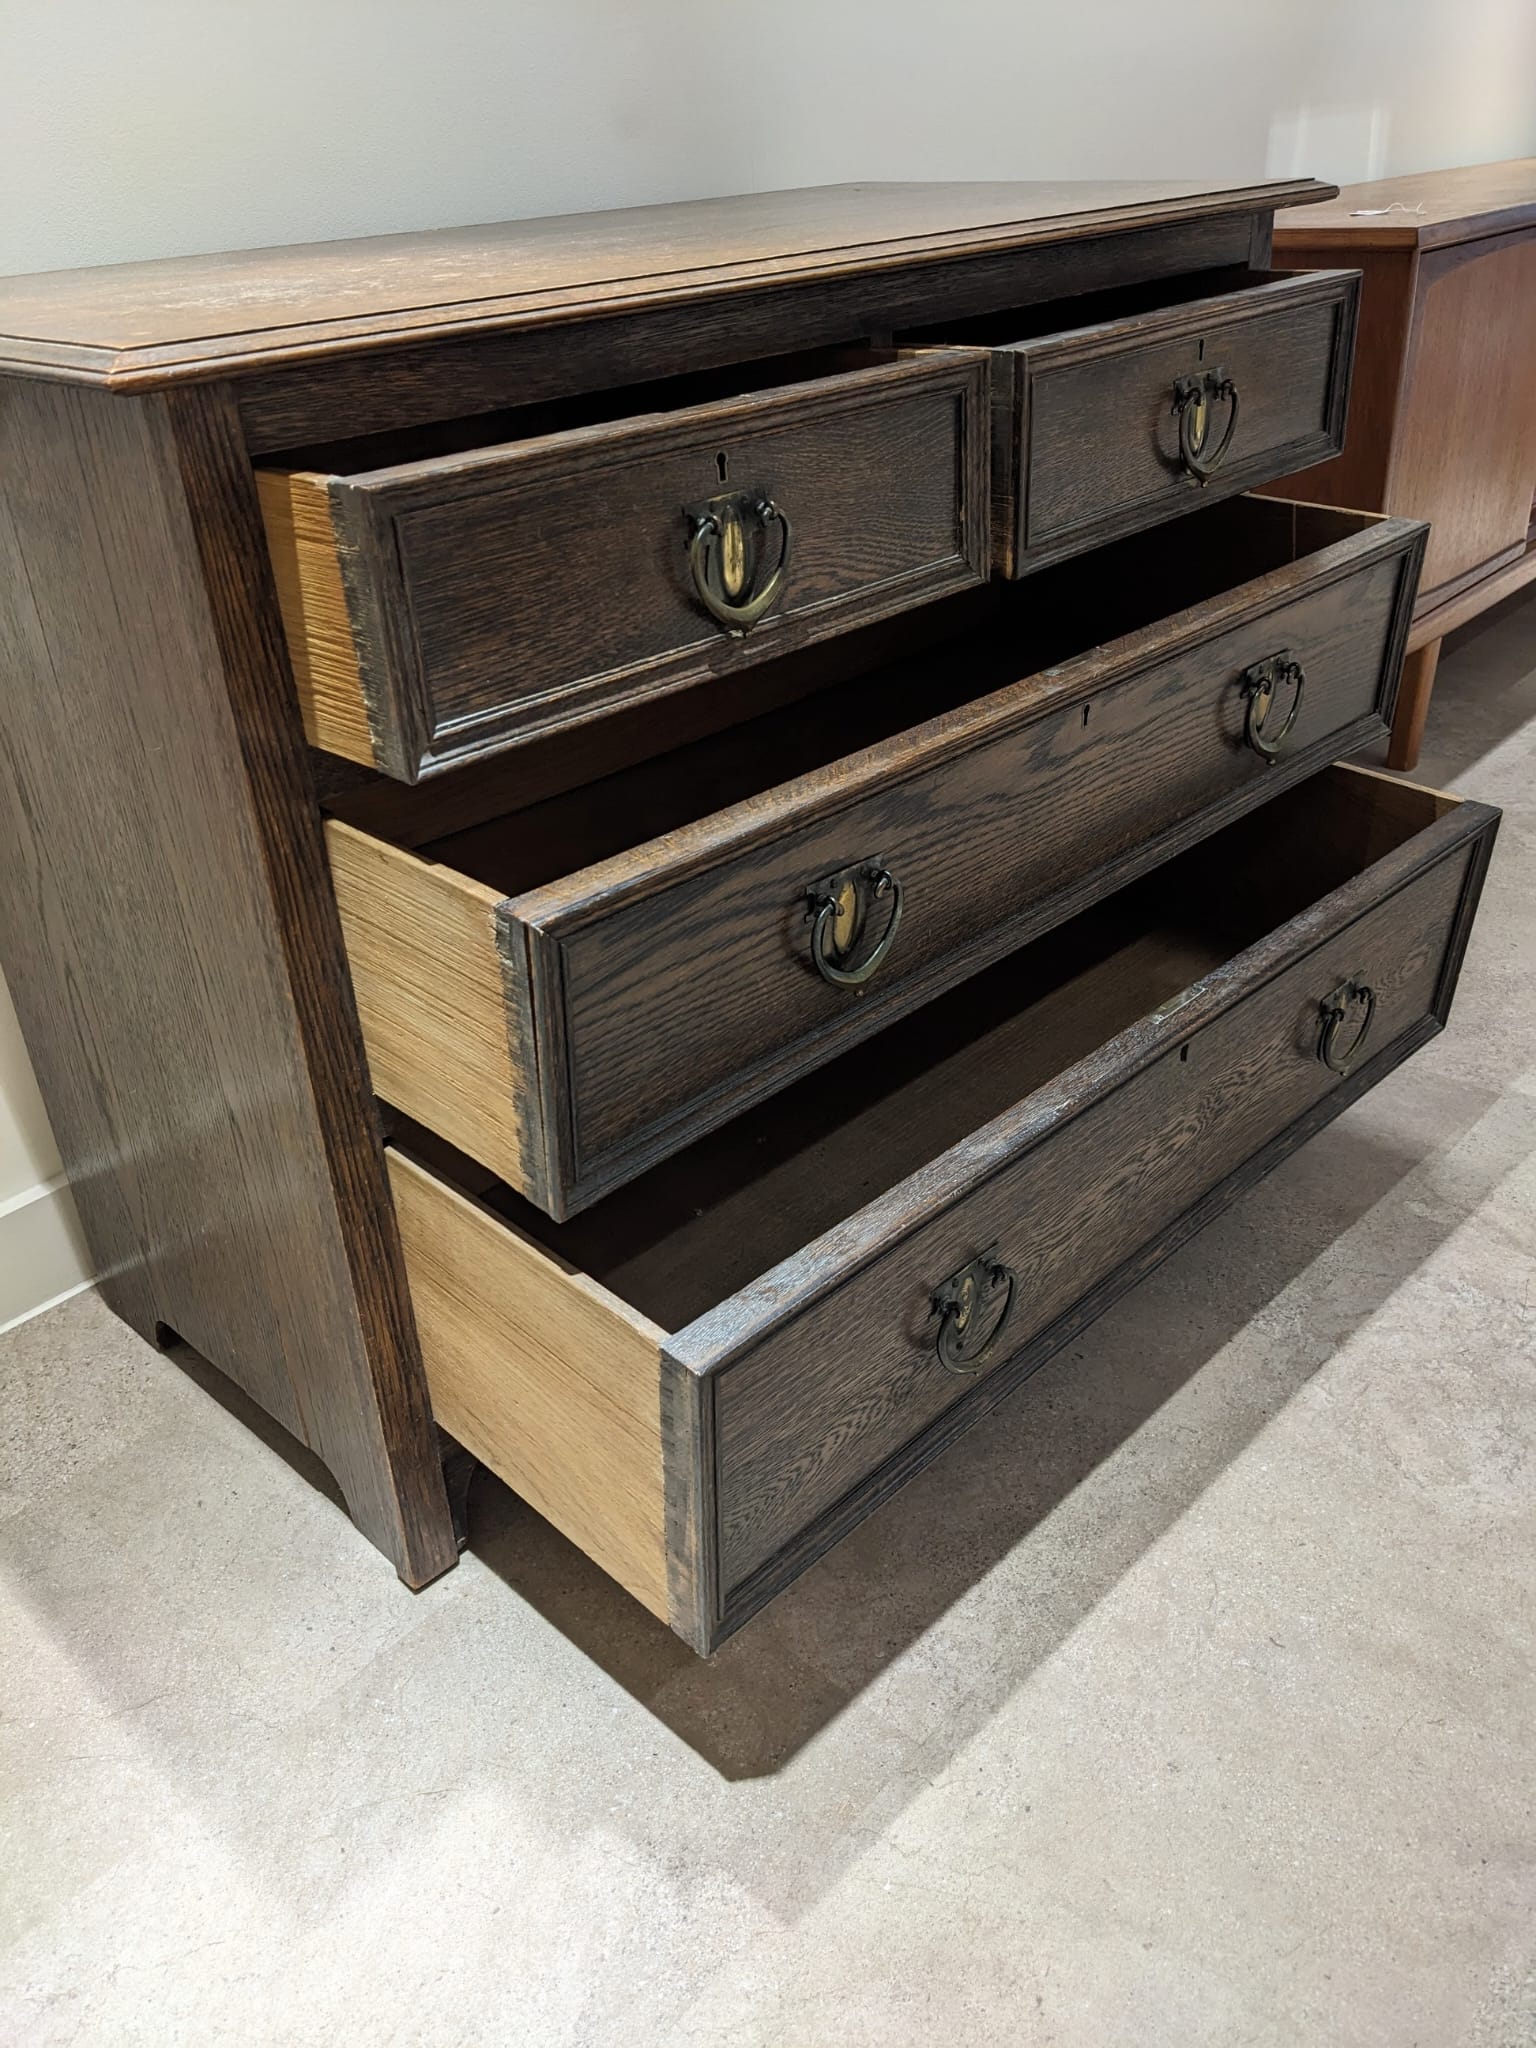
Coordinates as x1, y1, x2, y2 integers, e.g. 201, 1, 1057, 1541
1273, 174, 1536, 768
1258, 246, 1417, 514
0, 375, 456, 1586
1007, 271, 1356, 570
1269, 220, 1536, 604
1408, 543, 1536, 649
1388, 230, 1536, 600
388, 1150, 668, 1617
325, 821, 538, 1200
256, 469, 375, 764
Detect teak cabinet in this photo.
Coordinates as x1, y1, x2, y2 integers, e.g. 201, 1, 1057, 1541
0, 181, 1500, 1650
1272, 159, 1536, 771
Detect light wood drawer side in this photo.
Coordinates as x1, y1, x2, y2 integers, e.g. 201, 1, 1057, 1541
389, 1150, 669, 1618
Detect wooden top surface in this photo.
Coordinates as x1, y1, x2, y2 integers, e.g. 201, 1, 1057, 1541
1275, 159, 1536, 251
0, 177, 1330, 390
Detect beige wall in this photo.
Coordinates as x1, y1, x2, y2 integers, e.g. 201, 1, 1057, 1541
1, 0, 1533, 1322
1, 0, 1534, 274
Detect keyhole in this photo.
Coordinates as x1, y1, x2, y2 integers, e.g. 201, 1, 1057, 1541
1197, 337, 1205, 363
716, 450, 729, 483
1180, 1043, 1191, 1063
1081, 702, 1092, 728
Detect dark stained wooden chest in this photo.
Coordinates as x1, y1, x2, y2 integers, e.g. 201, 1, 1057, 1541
0, 180, 1499, 1648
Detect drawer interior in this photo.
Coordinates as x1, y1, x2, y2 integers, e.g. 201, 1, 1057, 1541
400, 765, 1459, 1334
259, 346, 892, 476
333, 495, 1383, 879
900, 265, 1310, 349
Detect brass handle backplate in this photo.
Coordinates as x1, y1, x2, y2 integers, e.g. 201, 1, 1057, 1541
1317, 976, 1377, 1075
1240, 651, 1307, 762
686, 489, 791, 635
932, 1245, 1019, 1375
806, 859, 903, 989
1172, 366, 1239, 483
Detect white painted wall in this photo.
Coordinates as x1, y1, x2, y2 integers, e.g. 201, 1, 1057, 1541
0, 979, 90, 1332
1, 0, 1533, 1323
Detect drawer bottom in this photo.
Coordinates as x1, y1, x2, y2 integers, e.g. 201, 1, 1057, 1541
390, 765, 1498, 1649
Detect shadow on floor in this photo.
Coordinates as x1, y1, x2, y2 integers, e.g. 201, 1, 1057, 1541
152, 1068, 1500, 1782
457, 1082, 1498, 1778
161, 1342, 352, 1517
150, 591, 1535, 1782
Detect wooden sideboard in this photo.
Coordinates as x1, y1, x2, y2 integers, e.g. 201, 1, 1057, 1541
0, 182, 1500, 1650
1272, 160, 1536, 770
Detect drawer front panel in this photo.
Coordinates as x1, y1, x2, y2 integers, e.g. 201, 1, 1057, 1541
710, 831, 1476, 1595
300, 355, 990, 780
1004, 273, 1357, 572
536, 523, 1421, 1204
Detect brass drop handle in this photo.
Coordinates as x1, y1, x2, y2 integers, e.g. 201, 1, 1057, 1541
686, 489, 792, 635
932, 1246, 1019, 1375
1240, 652, 1307, 762
806, 859, 903, 990
1172, 365, 1240, 483
1317, 976, 1377, 1075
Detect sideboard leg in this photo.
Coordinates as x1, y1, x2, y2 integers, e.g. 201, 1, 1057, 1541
1388, 637, 1441, 773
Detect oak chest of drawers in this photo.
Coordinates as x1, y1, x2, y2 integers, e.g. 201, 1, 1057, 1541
0, 180, 1499, 1651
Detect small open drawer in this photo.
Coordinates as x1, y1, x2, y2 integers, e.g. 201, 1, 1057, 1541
329, 496, 1425, 1220
256, 348, 990, 782
908, 265, 1359, 575
388, 764, 1497, 1651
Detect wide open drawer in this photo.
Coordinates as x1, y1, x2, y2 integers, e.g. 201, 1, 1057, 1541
387, 765, 1497, 1650
257, 349, 991, 781
332, 496, 1425, 1219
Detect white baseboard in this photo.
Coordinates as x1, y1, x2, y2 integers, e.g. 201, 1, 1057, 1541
0, 1175, 93, 1334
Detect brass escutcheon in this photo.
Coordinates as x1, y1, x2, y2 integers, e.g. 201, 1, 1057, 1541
931, 1245, 1020, 1375
805, 858, 903, 989
685, 488, 791, 635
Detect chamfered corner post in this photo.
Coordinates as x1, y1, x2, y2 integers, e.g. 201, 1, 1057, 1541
0, 370, 458, 1589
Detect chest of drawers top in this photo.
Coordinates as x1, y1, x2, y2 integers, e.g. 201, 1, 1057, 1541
0, 177, 1332, 391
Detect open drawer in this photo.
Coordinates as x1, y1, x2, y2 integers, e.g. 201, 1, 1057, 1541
907, 265, 1359, 575
256, 348, 991, 781
330, 496, 1426, 1219
388, 764, 1498, 1651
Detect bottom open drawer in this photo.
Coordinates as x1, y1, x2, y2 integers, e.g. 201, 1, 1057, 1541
389, 765, 1498, 1652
